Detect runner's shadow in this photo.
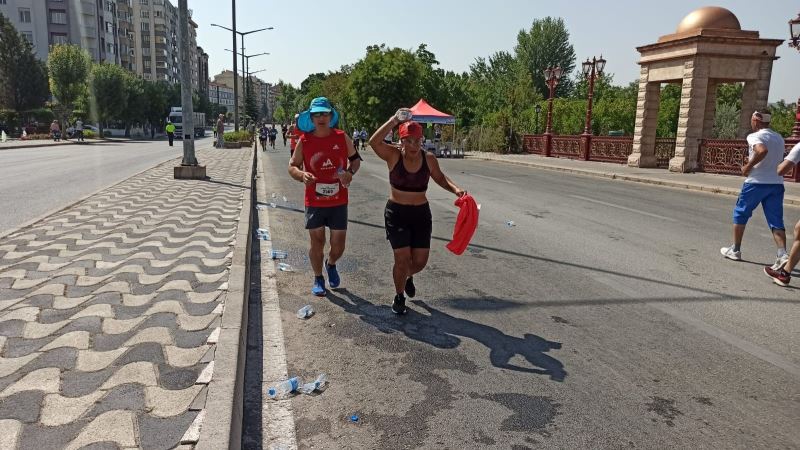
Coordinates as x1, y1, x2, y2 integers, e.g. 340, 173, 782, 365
327, 289, 567, 382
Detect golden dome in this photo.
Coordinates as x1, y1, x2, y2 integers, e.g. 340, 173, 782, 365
676, 6, 741, 33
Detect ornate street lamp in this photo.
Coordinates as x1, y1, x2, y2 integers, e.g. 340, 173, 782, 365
542, 65, 562, 157
580, 55, 606, 160
789, 12, 800, 138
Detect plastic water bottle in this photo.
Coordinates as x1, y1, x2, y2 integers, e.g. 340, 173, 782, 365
506, 220, 516, 227
267, 376, 301, 400
282, 196, 288, 203
277, 262, 294, 272
298, 373, 328, 394
395, 109, 412, 122
271, 193, 277, 199
297, 305, 315, 319
272, 250, 288, 259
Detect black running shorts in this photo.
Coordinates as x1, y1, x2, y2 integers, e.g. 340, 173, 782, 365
384, 200, 432, 249
305, 204, 348, 230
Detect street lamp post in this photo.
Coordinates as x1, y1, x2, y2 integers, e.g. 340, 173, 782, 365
173, 0, 205, 179
224, 49, 268, 105
580, 55, 606, 160
211, 22, 273, 131
789, 12, 800, 138
542, 65, 563, 157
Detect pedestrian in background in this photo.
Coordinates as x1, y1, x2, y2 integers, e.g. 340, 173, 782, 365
720, 110, 788, 267
75, 118, 84, 142
764, 139, 800, 286
216, 114, 225, 148
50, 120, 61, 142
165, 121, 175, 146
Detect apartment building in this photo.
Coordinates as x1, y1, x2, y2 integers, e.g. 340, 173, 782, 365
0, 0, 49, 60
209, 82, 234, 110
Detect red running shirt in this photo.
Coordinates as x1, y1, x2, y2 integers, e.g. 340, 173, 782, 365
446, 193, 479, 255
302, 129, 349, 207
290, 127, 302, 151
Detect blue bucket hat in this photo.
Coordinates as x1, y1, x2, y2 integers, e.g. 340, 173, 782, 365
297, 96, 340, 132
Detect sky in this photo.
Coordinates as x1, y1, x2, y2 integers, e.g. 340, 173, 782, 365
193, 0, 800, 103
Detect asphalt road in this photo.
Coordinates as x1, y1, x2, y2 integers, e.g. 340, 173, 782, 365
0, 139, 199, 235
255, 140, 800, 449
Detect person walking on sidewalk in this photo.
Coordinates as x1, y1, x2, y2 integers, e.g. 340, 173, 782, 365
289, 97, 360, 296
216, 114, 226, 148
165, 121, 176, 146
75, 118, 84, 142
50, 120, 61, 142
369, 109, 467, 315
763, 140, 800, 286
720, 111, 788, 267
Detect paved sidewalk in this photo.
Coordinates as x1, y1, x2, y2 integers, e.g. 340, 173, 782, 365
0, 148, 252, 449
465, 151, 800, 205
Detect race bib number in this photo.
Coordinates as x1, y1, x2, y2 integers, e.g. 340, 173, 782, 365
315, 182, 340, 197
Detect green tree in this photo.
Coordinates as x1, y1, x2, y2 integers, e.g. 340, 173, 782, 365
346, 45, 423, 129
89, 63, 127, 135
657, 84, 681, 137
273, 105, 287, 123
514, 17, 577, 98
143, 81, 168, 138
713, 102, 739, 139
769, 100, 797, 137
48, 44, 91, 124
120, 74, 146, 137
0, 13, 49, 111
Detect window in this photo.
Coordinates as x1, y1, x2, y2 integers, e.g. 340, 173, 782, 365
49, 10, 67, 24
140, 0, 148, 4
106, 21, 114, 33
142, 47, 150, 56
0, 0, 7, 5
140, 22, 149, 31
21, 31, 33, 44
50, 33, 68, 45
141, 10, 149, 18
154, 10, 163, 18
19, 8, 32, 23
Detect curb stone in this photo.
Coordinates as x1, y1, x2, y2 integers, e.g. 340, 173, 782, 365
195, 148, 255, 450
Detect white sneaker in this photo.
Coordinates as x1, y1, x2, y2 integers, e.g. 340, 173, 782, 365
771, 254, 790, 270
720, 246, 741, 261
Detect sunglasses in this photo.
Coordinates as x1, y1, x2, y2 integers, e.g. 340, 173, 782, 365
311, 112, 331, 118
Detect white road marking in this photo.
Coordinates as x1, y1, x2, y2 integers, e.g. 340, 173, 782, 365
569, 195, 677, 222
258, 153, 298, 450
468, 173, 515, 184
590, 273, 800, 378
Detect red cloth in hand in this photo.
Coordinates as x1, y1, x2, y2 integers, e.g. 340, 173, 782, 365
446, 193, 479, 255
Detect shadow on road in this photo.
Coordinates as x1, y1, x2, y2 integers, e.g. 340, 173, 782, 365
241, 209, 263, 449
327, 289, 567, 382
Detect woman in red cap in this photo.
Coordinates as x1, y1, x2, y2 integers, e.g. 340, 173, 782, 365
369, 108, 466, 314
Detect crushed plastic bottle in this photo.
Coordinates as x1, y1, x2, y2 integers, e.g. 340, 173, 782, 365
277, 262, 294, 272
296, 305, 315, 319
271, 193, 278, 199
272, 250, 288, 259
350, 414, 359, 423
506, 220, 516, 227
267, 376, 301, 400
282, 196, 288, 203
269, 202, 277, 208
256, 228, 271, 240
298, 373, 328, 394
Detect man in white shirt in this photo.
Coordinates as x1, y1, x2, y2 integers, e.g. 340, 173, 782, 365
763, 139, 800, 285
720, 111, 788, 266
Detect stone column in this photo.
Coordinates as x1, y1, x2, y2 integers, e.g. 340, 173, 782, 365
628, 67, 660, 168
670, 58, 710, 173
702, 80, 717, 138
738, 81, 758, 138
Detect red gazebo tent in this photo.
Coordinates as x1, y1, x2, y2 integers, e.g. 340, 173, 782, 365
408, 99, 459, 156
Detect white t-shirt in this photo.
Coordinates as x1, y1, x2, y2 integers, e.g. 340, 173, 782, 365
784, 141, 800, 164
745, 128, 785, 184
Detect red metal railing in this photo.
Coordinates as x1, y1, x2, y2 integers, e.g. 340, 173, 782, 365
655, 138, 676, 168
589, 136, 633, 163
551, 135, 582, 159
699, 138, 800, 181
522, 134, 546, 155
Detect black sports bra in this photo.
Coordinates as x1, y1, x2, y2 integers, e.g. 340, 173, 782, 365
389, 152, 430, 193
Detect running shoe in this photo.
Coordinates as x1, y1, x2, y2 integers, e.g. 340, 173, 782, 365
720, 246, 741, 261
325, 259, 340, 288
764, 266, 791, 286
404, 276, 416, 298
770, 254, 790, 271
391, 294, 407, 315
311, 275, 326, 296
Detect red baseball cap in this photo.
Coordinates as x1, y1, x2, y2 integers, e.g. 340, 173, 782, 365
398, 121, 424, 139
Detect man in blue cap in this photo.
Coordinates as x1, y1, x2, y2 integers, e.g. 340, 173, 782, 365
289, 97, 361, 296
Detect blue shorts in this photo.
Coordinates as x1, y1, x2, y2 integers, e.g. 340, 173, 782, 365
732, 183, 785, 230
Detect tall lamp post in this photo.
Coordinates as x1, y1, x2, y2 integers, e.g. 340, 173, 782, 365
211, 23, 273, 131
789, 12, 800, 138
542, 65, 563, 157
224, 49, 268, 101
580, 55, 606, 160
